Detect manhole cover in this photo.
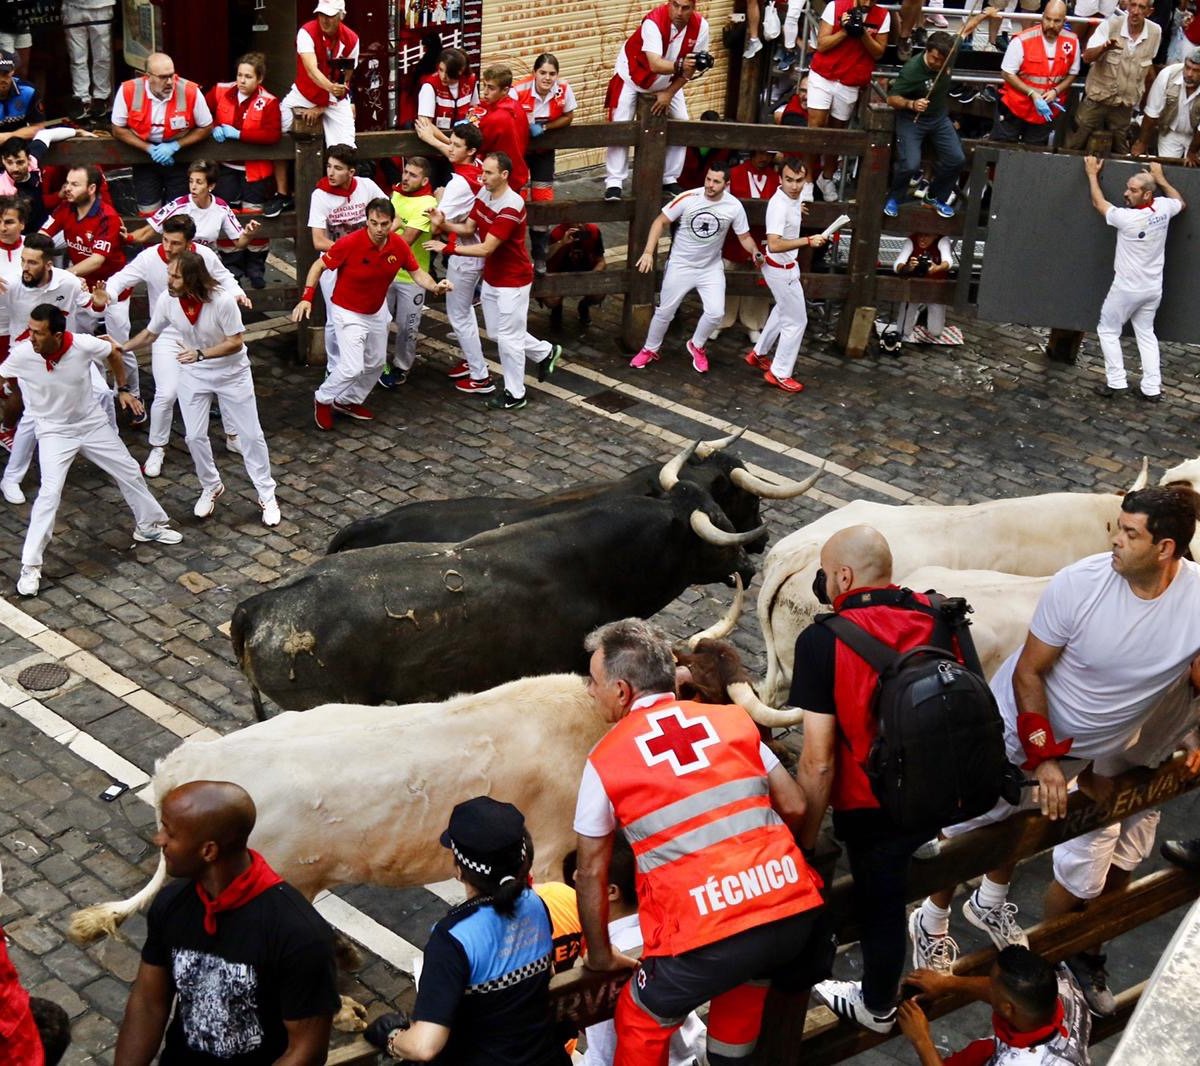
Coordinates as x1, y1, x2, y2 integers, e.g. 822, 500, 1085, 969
584, 388, 640, 414
18, 662, 71, 691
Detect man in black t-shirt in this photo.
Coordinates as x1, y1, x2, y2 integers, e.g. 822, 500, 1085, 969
114, 781, 339, 1066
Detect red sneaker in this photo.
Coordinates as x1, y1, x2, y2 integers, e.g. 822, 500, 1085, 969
744, 350, 771, 371
314, 401, 334, 431
332, 401, 375, 421
764, 371, 805, 393
447, 359, 472, 379
0, 426, 14, 452
455, 376, 496, 394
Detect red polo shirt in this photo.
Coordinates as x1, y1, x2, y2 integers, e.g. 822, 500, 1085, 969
40, 196, 126, 283
322, 229, 420, 315
1, 929, 43, 1065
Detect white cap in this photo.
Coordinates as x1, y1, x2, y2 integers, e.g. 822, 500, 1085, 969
314, 0, 346, 15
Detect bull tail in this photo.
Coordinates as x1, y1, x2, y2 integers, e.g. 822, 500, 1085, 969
68, 852, 168, 945
229, 602, 269, 720
251, 685, 267, 722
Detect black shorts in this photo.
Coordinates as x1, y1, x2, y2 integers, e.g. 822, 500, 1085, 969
526, 148, 556, 185
991, 102, 1053, 146
214, 167, 274, 211
131, 162, 189, 214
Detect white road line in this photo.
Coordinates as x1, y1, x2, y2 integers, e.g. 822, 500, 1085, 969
425, 878, 467, 906
313, 892, 425, 976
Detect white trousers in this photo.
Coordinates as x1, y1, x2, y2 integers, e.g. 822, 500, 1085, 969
387, 280, 426, 371
63, 19, 113, 101
320, 269, 342, 374
898, 302, 947, 339
280, 88, 357, 148
1158, 130, 1193, 161
644, 259, 726, 353
759, 263, 808, 379
4, 369, 115, 486
446, 257, 486, 379
784, 0, 806, 48
316, 303, 388, 405
606, 79, 688, 186
177, 354, 275, 500
77, 301, 137, 397
1097, 284, 1161, 395
479, 282, 551, 399
148, 334, 235, 447
22, 419, 168, 567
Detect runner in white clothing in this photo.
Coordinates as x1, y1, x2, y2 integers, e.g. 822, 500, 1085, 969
1085, 157, 1185, 402
124, 252, 280, 526
746, 158, 827, 394
93, 214, 249, 478
1, 304, 181, 597
631, 163, 760, 374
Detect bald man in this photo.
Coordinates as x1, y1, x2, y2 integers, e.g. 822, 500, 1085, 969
993, 2, 1079, 146
115, 781, 338, 1066
787, 526, 971, 1034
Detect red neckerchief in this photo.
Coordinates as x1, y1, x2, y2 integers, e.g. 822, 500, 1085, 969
195, 850, 284, 935
992, 999, 1066, 1049
179, 294, 204, 325
394, 180, 434, 198
316, 176, 357, 198
0, 238, 20, 255
43, 331, 74, 373
157, 240, 197, 264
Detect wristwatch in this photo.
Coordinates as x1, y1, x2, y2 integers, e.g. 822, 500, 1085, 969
195, 349, 205, 362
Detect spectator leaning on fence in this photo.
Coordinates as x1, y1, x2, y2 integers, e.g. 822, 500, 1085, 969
1131, 47, 1200, 164
61, 1, 116, 126
1066, 0, 1161, 153
993, 1, 1080, 146
281, 0, 361, 150
111, 52, 213, 218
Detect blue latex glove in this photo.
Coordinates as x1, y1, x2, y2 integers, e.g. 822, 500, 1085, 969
1032, 95, 1053, 122
529, 121, 545, 138
211, 125, 227, 143
219, 124, 241, 140
149, 141, 180, 166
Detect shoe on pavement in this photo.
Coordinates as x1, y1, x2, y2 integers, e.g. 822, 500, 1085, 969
630, 347, 660, 369
604, 186, 622, 202
963, 891, 1029, 950
260, 496, 281, 527
884, 197, 900, 218
687, 340, 709, 374
813, 980, 897, 1034
908, 908, 960, 974
261, 193, 294, 219
193, 484, 225, 519
1094, 383, 1126, 399
743, 36, 763, 59
16, 565, 40, 597
538, 343, 563, 383
1, 480, 25, 505
455, 375, 496, 395
930, 197, 956, 219
333, 400, 374, 421
765, 370, 804, 393
816, 176, 839, 202
314, 400, 335, 431
1064, 952, 1118, 1017
143, 446, 165, 478
1161, 838, 1200, 870
1140, 391, 1162, 403
487, 389, 528, 411
226, 434, 243, 455
133, 523, 183, 545
378, 365, 406, 390
745, 350, 771, 371
447, 359, 472, 379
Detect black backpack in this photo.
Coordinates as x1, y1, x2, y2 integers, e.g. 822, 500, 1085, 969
817, 590, 1012, 833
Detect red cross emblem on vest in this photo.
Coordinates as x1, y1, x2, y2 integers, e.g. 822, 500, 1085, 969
635, 706, 719, 776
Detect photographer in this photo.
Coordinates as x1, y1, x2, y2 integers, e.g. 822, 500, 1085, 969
364, 797, 568, 1066
542, 220, 606, 328
892, 232, 960, 346
280, 1, 360, 150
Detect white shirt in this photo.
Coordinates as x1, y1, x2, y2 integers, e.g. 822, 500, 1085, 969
147, 195, 243, 247
509, 81, 578, 121
662, 189, 750, 270
417, 78, 477, 120
308, 177, 387, 242
0, 252, 21, 336
582, 912, 707, 1066
105, 243, 244, 336
1001, 33, 1081, 77
820, 4, 890, 34
991, 553, 1200, 762
764, 188, 807, 267
1105, 195, 1182, 292
1087, 15, 1150, 53
2, 332, 113, 436
1143, 63, 1200, 135
3, 268, 92, 337
438, 174, 482, 252
147, 289, 247, 361
615, 17, 712, 92
110, 81, 213, 144
893, 236, 954, 271
296, 26, 360, 63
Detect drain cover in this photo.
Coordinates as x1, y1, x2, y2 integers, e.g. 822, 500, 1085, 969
584, 388, 640, 414
18, 662, 71, 691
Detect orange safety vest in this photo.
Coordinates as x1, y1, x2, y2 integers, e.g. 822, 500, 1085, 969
588, 696, 823, 957
207, 83, 281, 183
420, 70, 478, 131
120, 76, 201, 143
510, 75, 572, 124
1000, 27, 1079, 125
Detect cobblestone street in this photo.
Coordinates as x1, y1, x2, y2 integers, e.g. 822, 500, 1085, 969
1, 283, 1197, 1063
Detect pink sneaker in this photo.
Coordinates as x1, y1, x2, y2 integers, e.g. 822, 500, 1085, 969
687, 340, 709, 374
630, 348, 659, 369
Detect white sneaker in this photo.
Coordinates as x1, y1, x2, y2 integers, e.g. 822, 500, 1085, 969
1, 480, 25, 504
963, 891, 1029, 950
260, 496, 281, 527
143, 446, 165, 478
813, 980, 896, 1034
226, 434, 243, 455
816, 176, 839, 202
748, 329, 761, 343
908, 908, 960, 974
194, 483, 225, 518
133, 523, 183, 545
16, 565, 40, 597
709, 329, 722, 341
743, 36, 763, 59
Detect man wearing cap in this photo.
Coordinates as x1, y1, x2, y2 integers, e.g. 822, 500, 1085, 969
364, 796, 569, 1065
281, 1, 360, 150
574, 618, 826, 1066
0, 50, 45, 139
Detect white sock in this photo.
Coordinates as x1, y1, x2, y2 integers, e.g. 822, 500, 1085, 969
920, 898, 951, 936
783, 16, 799, 49
975, 875, 1009, 910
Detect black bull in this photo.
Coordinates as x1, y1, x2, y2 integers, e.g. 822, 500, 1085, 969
232, 483, 771, 716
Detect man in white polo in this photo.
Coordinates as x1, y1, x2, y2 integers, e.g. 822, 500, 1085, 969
1132, 48, 1200, 166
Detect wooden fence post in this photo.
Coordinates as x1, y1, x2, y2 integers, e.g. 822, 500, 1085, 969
835, 105, 894, 358
292, 117, 325, 367
620, 98, 669, 353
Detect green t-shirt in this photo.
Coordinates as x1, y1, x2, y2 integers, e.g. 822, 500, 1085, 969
390, 191, 438, 282
891, 51, 954, 118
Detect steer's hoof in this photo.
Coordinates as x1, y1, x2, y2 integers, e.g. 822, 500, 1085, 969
334, 995, 368, 1032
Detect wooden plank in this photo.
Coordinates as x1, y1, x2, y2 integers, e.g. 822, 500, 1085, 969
532, 271, 630, 299
667, 121, 870, 155
879, 206, 966, 238
875, 276, 959, 304
620, 99, 670, 353
723, 272, 850, 300
526, 199, 635, 228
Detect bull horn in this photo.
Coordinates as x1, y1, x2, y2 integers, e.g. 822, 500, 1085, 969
690, 510, 767, 547
1129, 457, 1149, 493
686, 574, 744, 650
730, 462, 824, 500
659, 441, 699, 492
728, 681, 806, 728
695, 427, 746, 460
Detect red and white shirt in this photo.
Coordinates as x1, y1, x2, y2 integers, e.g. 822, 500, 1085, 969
321, 229, 420, 315
40, 197, 126, 282
469, 186, 533, 288
0, 236, 23, 340
147, 194, 244, 248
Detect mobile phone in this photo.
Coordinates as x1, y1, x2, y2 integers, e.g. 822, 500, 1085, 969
100, 782, 129, 802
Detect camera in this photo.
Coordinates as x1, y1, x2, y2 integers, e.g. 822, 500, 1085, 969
843, 6, 867, 37
330, 57, 355, 84
914, 253, 933, 277
692, 51, 716, 72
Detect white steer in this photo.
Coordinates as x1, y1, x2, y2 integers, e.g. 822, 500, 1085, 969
70, 674, 606, 944
1161, 457, 1200, 492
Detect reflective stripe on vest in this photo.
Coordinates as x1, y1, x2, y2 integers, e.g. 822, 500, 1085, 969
125, 76, 194, 142
624, 775, 770, 843
636, 805, 785, 873
1000, 28, 1078, 125
211, 83, 278, 182
511, 76, 571, 123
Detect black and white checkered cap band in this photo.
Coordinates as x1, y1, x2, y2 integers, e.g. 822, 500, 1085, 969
449, 836, 528, 878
